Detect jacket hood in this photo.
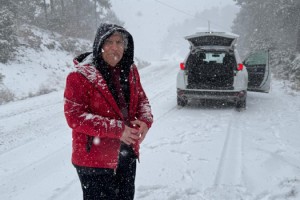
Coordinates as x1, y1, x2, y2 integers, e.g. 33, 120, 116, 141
73, 23, 134, 68
92, 23, 134, 68
72, 24, 134, 109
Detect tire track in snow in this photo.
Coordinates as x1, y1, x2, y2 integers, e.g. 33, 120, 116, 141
147, 83, 178, 121
213, 110, 244, 187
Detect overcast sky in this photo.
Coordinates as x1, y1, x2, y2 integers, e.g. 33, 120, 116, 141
110, 0, 238, 61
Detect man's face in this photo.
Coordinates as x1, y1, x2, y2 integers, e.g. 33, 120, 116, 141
102, 33, 125, 67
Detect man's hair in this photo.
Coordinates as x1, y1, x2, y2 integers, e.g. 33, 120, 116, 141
114, 31, 128, 50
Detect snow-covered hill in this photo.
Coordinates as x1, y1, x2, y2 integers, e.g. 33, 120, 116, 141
0, 25, 90, 103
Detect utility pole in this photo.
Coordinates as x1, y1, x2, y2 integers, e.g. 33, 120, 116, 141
43, 0, 48, 27
296, 13, 300, 53
94, 0, 98, 27
296, 1, 300, 53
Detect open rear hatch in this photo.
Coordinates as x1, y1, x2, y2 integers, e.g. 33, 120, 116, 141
185, 32, 238, 90
186, 51, 235, 89
185, 32, 238, 50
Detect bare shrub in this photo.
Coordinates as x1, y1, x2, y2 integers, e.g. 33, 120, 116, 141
44, 41, 56, 50
18, 27, 42, 50
289, 55, 300, 90
134, 57, 151, 69
0, 73, 4, 83
0, 88, 15, 104
28, 85, 56, 98
59, 37, 90, 55
60, 38, 77, 52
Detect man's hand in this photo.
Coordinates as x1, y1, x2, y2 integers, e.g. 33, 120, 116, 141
130, 119, 149, 144
120, 125, 139, 145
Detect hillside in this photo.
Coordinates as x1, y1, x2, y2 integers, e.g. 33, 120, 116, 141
0, 24, 150, 105
0, 25, 90, 104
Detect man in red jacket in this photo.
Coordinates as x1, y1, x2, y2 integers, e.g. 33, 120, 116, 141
64, 23, 153, 200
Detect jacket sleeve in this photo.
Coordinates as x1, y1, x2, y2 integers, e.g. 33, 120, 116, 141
133, 67, 153, 129
64, 72, 124, 139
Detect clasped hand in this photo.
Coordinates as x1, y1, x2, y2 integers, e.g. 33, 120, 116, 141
120, 120, 148, 145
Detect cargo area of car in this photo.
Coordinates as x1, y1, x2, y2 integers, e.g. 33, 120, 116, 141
186, 51, 235, 90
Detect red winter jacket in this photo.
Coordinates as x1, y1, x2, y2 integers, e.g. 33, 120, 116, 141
64, 55, 153, 169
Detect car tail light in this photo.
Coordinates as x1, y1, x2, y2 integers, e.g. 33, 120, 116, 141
237, 63, 244, 71
180, 62, 185, 70
238, 90, 246, 97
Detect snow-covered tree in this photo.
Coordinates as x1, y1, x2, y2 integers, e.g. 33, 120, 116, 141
15, 0, 43, 24
232, 0, 300, 89
232, 0, 300, 54
34, 0, 123, 40
0, 0, 18, 63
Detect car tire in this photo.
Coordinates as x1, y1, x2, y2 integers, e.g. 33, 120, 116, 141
236, 98, 246, 111
177, 96, 188, 107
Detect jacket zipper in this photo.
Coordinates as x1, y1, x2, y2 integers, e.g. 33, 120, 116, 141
114, 141, 122, 175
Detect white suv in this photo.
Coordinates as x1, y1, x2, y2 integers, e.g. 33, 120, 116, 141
176, 31, 270, 110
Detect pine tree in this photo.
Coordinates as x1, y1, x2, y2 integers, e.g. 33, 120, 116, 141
35, 0, 123, 40
0, 0, 18, 63
232, 0, 300, 87
294, 1, 300, 53
15, 0, 43, 25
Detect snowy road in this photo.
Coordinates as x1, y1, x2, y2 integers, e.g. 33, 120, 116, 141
1, 60, 300, 200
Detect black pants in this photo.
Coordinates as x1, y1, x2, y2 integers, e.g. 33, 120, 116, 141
75, 144, 137, 200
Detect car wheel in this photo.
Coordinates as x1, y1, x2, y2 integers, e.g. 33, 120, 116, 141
177, 96, 188, 107
236, 98, 246, 111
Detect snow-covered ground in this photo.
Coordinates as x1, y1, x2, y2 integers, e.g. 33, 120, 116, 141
1, 57, 300, 199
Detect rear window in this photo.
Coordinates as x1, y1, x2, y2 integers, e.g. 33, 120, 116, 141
188, 51, 235, 65
203, 52, 225, 63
